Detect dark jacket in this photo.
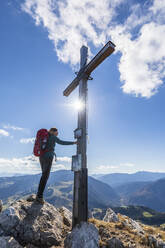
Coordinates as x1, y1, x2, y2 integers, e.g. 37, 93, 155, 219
42, 134, 74, 158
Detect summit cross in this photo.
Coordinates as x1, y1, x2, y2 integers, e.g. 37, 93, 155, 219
63, 41, 116, 228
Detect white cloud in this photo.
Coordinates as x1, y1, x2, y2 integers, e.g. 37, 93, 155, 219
97, 165, 118, 170
93, 164, 118, 174
110, 1, 165, 98
21, 0, 123, 65
91, 162, 136, 174
0, 156, 40, 175
124, 4, 152, 30
22, 0, 165, 98
57, 156, 71, 162
20, 137, 35, 144
0, 155, 68, 175
52, 163, 67, 171
110, 22, 165, 98
0, 129, 9, 137
150, 0, 165, 16
3, 124, 26, 131
120, 163, 135, 167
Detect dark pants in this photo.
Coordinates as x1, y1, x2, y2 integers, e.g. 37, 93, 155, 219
37, 155, 53, 198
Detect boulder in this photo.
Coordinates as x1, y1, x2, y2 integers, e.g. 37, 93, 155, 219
148, 235, 158, 247
0, 236, 23, 248
157, 240, 165, 248
121, 216, 144, 234
58, 206, 72, 227
103, 208, 119, 223
107, 237, 125, 248
64, 222, 99, 248
0, 195, 64, 247
148, 235, 165, 248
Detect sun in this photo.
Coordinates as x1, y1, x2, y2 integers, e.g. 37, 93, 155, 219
73, 100, 84, 110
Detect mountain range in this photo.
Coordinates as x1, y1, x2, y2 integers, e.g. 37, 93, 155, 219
97, 171, 165, 212
1, 170, 165, 213
0, 170, 119, 210
96, 171, 165, 187
127, 178, 165, 212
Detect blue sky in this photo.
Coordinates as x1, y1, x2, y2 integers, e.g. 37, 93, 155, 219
0, 0, 165, 175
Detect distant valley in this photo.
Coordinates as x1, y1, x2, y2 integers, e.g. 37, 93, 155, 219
0, 170, 119, 210
96, 171, 165, 212
0, 170, 165, 223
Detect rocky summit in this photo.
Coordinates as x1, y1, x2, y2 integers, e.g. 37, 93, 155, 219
90, 210, 165, 248
0, 195, 71, 247
0, 196, 165, 248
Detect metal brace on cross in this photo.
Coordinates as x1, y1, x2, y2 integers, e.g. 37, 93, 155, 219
63, 41, 116, 228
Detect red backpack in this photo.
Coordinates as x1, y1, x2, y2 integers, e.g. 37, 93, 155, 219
33, 129, 49, 157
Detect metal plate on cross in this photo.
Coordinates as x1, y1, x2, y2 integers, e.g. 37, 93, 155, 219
71, 154, 81, 172
74, 128, 82, 139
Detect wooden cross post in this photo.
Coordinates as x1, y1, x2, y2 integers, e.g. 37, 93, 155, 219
63, 41, 115, 228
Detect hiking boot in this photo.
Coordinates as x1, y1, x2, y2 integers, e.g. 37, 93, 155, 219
35, 196, 45, 204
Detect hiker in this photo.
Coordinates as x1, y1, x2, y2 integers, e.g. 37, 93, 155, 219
36, 127, 77, 204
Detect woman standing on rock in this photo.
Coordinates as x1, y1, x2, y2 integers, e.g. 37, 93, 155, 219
35, 127, 77, 204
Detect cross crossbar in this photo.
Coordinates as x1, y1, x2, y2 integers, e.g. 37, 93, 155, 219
63, 41, 115, 96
